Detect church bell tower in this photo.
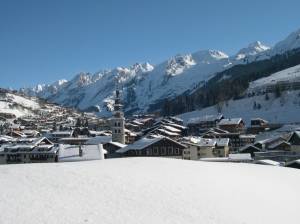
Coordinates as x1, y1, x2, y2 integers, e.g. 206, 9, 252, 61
111, 83, 125, 144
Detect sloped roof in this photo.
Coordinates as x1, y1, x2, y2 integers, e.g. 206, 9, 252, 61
86, 136, 112, 145
288, 131, 300, 142
117, 136, 185, 153
117, 137, 163, 153
187, 114, 223, 124
218, 118, 243, 126
239, 144, 261, 152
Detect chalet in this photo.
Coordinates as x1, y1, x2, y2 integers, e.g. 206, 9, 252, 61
187, 114, 224, 135
250, 118, 269, 128
201, 128, 255, 152
248, 118, 269, 134
254, 136, 291, 151
183, 137, 230, 160
116, 135, 186, 158
125, 129, 138, 144
218, 118, 245, 133
145, 121, 187, 140
0, 137, 58, 164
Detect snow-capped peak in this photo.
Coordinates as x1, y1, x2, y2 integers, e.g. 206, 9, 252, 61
69, 72, 93, 88
236, 41, 270, 60
273, 28, 300, 55
130, 62, 154, 74
192, 50, 229, 64
165, 54, 196, 76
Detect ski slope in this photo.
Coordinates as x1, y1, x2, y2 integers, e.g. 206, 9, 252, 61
179, 89, 300, 125
249, 64, 300, 90
0, 93, 40, 117
0, 158, 299, 224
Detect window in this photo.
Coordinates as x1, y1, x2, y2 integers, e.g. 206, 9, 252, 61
114, 130, 117, 133
118, 129, 121, 133
175, 148, 179, 155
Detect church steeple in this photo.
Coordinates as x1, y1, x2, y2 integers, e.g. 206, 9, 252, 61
114, 85, 123, 116
110, 81, 125, 144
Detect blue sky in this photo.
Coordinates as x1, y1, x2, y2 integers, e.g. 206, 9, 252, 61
1, 0, 300, 88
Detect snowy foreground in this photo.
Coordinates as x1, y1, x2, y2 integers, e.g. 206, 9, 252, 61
0, 158, 300, 224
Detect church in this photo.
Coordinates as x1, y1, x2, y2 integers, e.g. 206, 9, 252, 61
110, 85, 125, 144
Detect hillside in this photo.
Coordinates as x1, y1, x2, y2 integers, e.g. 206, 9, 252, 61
179, 89, 300, 125
177, 56, 300, 125
0, 158, 299, 224
0, 90, 41, 118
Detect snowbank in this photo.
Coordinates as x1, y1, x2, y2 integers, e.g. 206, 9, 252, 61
0, 158, 299, 224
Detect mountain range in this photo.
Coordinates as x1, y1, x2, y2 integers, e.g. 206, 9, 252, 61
21, 28, 300, 117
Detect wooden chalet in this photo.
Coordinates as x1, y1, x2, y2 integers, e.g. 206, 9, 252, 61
218, 118, 245, 133
116, 135, 186, 158
187, 114, 224, 135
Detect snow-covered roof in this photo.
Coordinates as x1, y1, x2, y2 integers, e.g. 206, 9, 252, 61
108, 141, 127, 148
58, 144, 107, 162
85, 136, 112, 145
239, 144, 261, 152
187, 114, 223, 124
117, 137, 163, 153
162, 125, 181, 133
166, 123, 187, 130
268, 140, 290, 150
218, 118, 243, 125
157, 129, 180, 136
188, 138, 216, 147
251, 118, 269, 123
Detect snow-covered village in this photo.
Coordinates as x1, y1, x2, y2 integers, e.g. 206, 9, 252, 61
1, 1, 300, 224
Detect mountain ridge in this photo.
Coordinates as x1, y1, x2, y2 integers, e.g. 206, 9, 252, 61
20, 28, 300, 117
